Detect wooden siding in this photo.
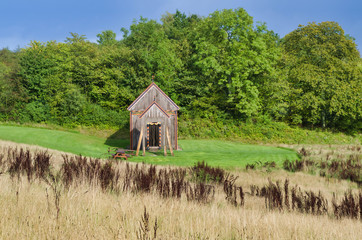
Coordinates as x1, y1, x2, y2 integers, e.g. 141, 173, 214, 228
129, 82, 179, 151
139, 102, 169, 119
128, 84, 179, 111
131, 114, 177, 150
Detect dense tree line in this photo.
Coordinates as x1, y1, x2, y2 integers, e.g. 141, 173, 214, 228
0, 8, 361, 132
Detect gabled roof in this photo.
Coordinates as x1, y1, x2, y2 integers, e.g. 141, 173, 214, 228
139, 101, 170, 119
127, 82, 180, 111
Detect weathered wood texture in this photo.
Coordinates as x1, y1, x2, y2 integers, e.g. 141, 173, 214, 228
128, 83, 179, 150
130, 113, 177, 150
128, 84, 179, 111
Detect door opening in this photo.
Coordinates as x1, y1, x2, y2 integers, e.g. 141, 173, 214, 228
147, 122, 161, 148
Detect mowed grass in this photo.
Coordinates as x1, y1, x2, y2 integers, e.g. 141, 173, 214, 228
0, 125, 298, 168
0, 125, 125, 159
138, 140, 298, 168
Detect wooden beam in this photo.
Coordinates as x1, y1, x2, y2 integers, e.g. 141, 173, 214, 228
136, 126, 144, 156
142, 133, 146, 156
166, 127, 174, 156
164, 145, 167, 156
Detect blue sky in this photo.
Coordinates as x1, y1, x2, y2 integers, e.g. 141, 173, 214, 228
1, 0, 361, 52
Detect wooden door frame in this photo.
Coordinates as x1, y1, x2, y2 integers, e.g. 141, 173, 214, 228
147, 122, 161, 149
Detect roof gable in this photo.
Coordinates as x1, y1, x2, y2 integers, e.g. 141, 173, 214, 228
139, 101, 170, 119
127, 82, 180, 111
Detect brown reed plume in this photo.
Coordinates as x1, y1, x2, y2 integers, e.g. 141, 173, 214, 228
291, 185, 303, 212
61, 155, 120, 192
186, 182, 215, 203
264, 179, 283, 211
133, 164, 157, 193
246, 161, 277, 171
8, 148, 32, 181
291, 185, 328, 215
137, 207, 158, 240
223, 173, 244, 206
332, 190, 360, 220
0, 152, 5, 173
42, 171, 63, 220
250, 184, 257, 196
33, 150, 52, 179
359, 192, 362, 221
123, 162, 133, 192
284, 179, 290, 210
156, 168, 186, 199
283, 159, 315, 172
322, 154, 361, 185
170, 168, 186, 198
5, 147, 51, 182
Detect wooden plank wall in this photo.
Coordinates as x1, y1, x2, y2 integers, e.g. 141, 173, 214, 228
129, 84, 178, 151
131, 114, 177, 150
128, 87, 178, 111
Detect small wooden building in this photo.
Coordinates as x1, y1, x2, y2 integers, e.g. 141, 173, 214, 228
127, 82, 179, 150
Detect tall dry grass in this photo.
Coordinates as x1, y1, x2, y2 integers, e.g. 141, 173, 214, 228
0, 140, 361, 239
279, 144, 361, 186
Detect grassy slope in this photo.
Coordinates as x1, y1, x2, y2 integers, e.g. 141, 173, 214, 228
0, 125, 298, 168
0, 125, 128, 159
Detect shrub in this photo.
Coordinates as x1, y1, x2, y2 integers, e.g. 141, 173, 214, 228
189, 161, 225, 184
20, 101, 50, 123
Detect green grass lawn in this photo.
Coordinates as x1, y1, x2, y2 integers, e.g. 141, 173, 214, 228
0, 125, 298, 169
134, 140, 298, 169
0, 125, 126, 159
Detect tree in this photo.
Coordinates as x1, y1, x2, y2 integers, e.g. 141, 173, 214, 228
281, 21, 361, 130
97, 30, 117, 46
65, 32, 87, 44
122, 16, 184, 97
191, 8, 280, 118
0, 48, 24, 120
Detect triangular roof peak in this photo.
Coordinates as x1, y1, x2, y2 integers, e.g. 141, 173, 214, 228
138, 101, 170, 119
127, 82, 180, 111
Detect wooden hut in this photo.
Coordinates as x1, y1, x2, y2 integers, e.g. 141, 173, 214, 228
127, 82, 179, 151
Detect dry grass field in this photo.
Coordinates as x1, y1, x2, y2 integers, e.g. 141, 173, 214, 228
0, 140, 361, 240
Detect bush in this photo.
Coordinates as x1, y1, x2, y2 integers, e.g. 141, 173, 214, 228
178, 114, 359, 144
80, 103, 128, 128
189, 161, 225, 184
20, 101, 50, 123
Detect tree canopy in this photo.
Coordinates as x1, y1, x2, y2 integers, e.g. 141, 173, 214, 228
278, 22, 361, 130
0, 9, 360, 133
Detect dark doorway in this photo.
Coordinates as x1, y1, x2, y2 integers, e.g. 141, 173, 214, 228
148, 122, 161, 147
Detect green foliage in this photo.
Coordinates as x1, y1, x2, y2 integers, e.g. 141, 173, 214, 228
191, 8, 280, 118
80, 103, 128, 128
190, 161, 225, 183
20, 101, 50, 123
278, 22, 361, 131
97, 30, 117, 46
178, 114, 361, 144
0, 49, 25, 121
0, 10, 360, 135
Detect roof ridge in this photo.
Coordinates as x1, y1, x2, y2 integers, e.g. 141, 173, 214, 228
138, 101, 170, 119
127, 82, 180, 111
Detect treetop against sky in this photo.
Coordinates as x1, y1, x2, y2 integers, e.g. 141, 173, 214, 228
1, 0, 361, 51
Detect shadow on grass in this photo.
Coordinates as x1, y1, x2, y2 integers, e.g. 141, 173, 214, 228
104, 128, 130, 148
